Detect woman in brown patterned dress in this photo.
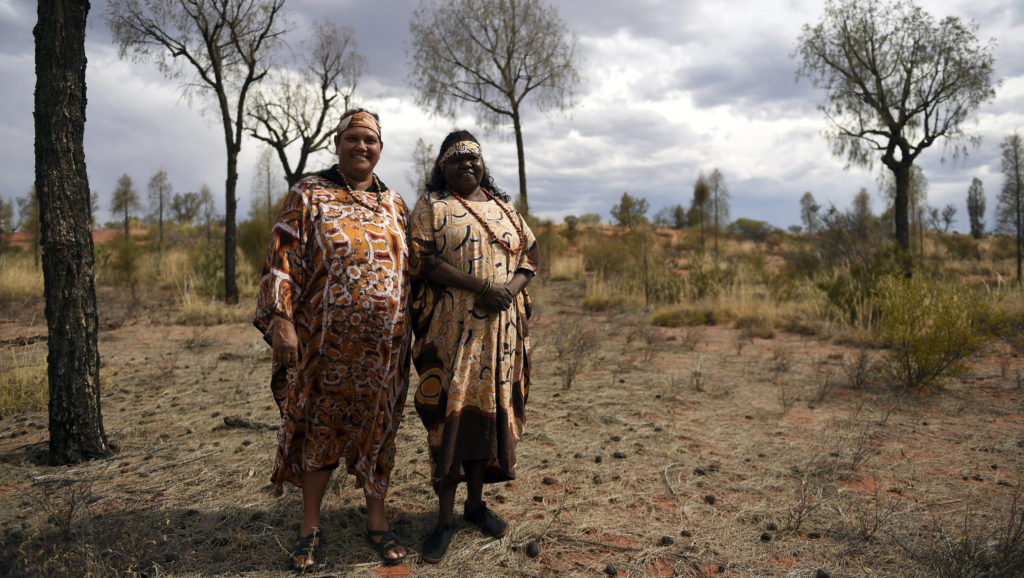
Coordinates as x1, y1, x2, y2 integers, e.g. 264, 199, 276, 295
254, 109, 410, 569
409, 130, 539, 563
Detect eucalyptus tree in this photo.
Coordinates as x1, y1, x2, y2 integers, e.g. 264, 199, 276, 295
111, 173, 141, 239
708, 168, 730, 258
966, 177, 985, 240
35, 0, 110, 464
996, 134, 1024, 284
107, 0, 287, 303
800, 192, 820, 234
148, 170, 172, 255
407, 0, 581, 213
691, 172, 710, 253
247, 22, 365, 187
795, 0, 997, 264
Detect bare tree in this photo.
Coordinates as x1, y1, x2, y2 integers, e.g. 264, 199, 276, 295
795, 0, 997, 265
250, 145, 282, 230
107, 0, 286, 303
248, 22, 365, 187
966, 177, 986, 240
405, 137, 435, 198
111, 173, 141, 238
407, 0, 581, 214
148, 169, 172, 256
996, 133, 1024, 284
35, 0, 110, 464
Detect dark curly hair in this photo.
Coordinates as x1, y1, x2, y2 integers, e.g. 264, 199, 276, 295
425, 130, 509, 202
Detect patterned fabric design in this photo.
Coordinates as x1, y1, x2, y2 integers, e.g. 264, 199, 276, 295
409, 191, 539, 486
254, 168, 410, 499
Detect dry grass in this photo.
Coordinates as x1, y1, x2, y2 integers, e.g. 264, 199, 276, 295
2, 232, 1024, 576
0, 254, 43, 302
174, 283, 256, 326
0, 341, 47, 416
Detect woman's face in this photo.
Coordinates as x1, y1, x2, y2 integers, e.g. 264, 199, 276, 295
335, 126, 382, 180
443, 151, 484, 196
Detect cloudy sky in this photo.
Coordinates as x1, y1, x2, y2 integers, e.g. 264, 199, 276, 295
2, 0, 1023, 232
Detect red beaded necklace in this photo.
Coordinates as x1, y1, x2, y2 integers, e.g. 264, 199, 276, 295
337, 169, 382, 213
446, 186, 527, 254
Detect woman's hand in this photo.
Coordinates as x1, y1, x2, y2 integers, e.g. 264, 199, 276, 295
477, 283, 514, 312
272, 316, 299, 367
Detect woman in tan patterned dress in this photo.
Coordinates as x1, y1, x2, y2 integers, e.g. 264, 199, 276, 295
409, 130, 539, 563
254, 109, 410, 568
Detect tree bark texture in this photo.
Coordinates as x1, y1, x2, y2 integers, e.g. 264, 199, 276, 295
34, 0, 111, 464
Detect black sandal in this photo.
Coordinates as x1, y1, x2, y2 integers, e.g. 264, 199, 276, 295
366, 528, 407, 566
421, 523, 457, 564
290, 528, 322, 571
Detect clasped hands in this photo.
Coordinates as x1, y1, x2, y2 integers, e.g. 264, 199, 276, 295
476, 282, 515, 312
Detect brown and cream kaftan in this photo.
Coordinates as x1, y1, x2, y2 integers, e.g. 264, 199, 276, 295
254, 167, 410, 499
409, 191, 539, 487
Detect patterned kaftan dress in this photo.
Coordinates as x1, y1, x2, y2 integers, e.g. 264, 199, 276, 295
409, 191, 539, 486
254, 167, 410, 499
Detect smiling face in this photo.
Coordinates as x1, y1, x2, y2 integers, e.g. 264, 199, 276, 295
442, 150, 485, 197
335, 126, 382, 182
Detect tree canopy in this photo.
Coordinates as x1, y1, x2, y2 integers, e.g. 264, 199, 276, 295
107, 0, 286, 302
407, 0, 581, 213
795, 0, 997, 257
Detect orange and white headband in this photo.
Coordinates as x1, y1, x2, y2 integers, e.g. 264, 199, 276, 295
439, 140, 481, 168
336, 111, 381, 138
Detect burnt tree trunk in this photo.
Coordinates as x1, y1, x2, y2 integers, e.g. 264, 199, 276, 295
34, 0, 111, 464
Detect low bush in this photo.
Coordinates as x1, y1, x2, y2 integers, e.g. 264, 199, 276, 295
874, 275, 993, 390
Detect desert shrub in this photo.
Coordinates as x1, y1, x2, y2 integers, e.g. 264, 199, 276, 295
237, 218, 271, 276
874, 275, 992, 390
552, 319, 599, 389
189, 240, 225, 298
988, 235, 1017, 261
903, 492, 1024, 578
817, 246, 904, 326
938, 234, 980, 260
685, 256, 735, 300
579, 234, 631, 275
650, 305, 717, 327
95, 235, 148, 299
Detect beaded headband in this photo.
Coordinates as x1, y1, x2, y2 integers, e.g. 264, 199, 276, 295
439, 140, 482, 168
336, 111, 381, 138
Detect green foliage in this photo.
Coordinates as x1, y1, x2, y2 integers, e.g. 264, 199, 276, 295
578, 213, 602, 225
580, 234, 631, 276
533, 220, 567, 281
98, 236, 146, 295
874, 275, 992, 390
727, 218, 777, 242
610, 192, 649, 228
650, 305, 717, 327
938, 234, 979, 260
237, 217, 271, 276
685, 256, 735, 300
190, 240, 226, 298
